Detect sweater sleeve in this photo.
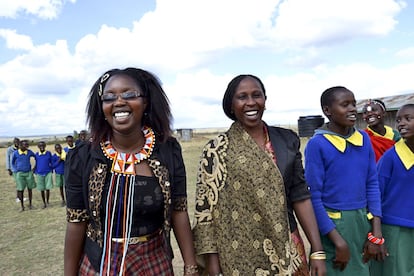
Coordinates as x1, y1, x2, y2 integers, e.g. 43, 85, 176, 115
304, 137, 336, 235
364, 132, 382, 217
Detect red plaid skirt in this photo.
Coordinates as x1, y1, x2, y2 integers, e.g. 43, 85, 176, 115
79, 233, 173, 275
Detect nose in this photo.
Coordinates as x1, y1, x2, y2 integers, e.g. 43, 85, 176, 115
245, 95, 257, 105
113, 95, 127, 105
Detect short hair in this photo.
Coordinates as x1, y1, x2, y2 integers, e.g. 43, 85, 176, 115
20, 139, 29, 145
66, 135, 73, 140
320, 86, 352, 108
222, 74, 266, 121
399, 103, 414, 111
87, 67, 172, 144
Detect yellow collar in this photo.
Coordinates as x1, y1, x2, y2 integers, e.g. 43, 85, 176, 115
18, 149, 27, 155
39, 151, 47, 155
57, 151, 66, 160
395, 140, 414, 170
368, 125, 394, 140
323, 130, 363, 153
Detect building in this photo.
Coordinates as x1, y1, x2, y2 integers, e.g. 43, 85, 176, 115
355, 92, 414, 129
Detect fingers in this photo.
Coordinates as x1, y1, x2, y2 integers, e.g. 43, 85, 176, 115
333, 260, 347, 271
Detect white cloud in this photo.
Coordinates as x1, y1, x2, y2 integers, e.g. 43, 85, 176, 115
0, 0, 411, 136
0, 29, 33, 50
271, 0, 405, 49
0, 0, 76, 19
395, 47, 414, 59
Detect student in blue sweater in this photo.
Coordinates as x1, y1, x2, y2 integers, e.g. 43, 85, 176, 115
370, 103, 414, 276
52, 143, 66, 206
34, 141, 53, 209
12, 140, 36, 211
64, 135, 75, 153
304, 86, 386, 275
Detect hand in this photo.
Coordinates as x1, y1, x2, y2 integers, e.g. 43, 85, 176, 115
183, 264, 199, 276
333, 240, 350, 271
362, 241, 388, 263
310, 259, 327, 276
8, 169, 13, 176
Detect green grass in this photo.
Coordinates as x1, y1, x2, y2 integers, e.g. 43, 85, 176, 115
0, 134, 309, 275
0, 135, 212, 275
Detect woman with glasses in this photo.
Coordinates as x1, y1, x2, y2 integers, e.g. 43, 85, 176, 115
64, 68, 198, 275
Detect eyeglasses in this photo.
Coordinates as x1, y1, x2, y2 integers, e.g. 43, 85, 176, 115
101, 91, 145, 103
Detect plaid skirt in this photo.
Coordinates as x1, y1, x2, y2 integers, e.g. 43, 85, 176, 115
79, 233, 173, 275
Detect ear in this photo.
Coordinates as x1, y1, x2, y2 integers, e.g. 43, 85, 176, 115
142, 97, 148, 110
322, 105, 331, 117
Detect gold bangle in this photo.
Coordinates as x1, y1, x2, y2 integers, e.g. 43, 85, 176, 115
310, 251, 326, 260
184, 264, 198, 275
310, 255, 326, 260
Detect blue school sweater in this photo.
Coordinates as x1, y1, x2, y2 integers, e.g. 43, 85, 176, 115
377, 140, 414, 228
12, 149, 35, 172
52, 154, 65, 175
35, 151, 53, 176
305, 128, 381, 235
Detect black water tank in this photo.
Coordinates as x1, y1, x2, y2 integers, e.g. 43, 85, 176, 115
298, 115, 325, 137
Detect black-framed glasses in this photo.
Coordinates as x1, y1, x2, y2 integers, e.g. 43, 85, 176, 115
101, 91, 145, 103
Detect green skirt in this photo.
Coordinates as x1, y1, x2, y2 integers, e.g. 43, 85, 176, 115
321, 208, 371, 276
370, 224, 414, 276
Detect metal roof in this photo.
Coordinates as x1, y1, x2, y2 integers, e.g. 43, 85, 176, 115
356, 92, 414, 113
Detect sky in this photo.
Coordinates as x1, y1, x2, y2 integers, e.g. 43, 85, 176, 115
0, 0, 413, 137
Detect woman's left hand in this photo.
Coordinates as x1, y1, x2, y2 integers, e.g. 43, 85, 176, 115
310, 259, 327, 276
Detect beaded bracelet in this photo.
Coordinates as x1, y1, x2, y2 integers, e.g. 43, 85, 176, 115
309, 250, 326, 260
367, 232, 385, 245
183, 264, 198, 275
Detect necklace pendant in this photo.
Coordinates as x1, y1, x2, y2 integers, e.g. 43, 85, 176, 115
102, 126, 156, 175
111, 152, 136, 175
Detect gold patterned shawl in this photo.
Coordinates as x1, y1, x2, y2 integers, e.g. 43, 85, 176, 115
193, 122, 298, 276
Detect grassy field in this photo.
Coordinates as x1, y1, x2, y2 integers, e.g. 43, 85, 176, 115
0, 135, 212, 275
0, 133, 310, 275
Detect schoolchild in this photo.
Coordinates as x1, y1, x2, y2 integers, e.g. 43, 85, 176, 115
75, 130, 87, 146
304, 86, 386, 275
362, 99, 401, 162
52, 143, 66, 206
64, 135, 75, 153
6, 137, 20, 202
370, 104, 414, 276
34, 141, 53, 208
11, 140, 36, 211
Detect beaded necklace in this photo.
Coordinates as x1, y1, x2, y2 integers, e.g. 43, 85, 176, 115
99, 126, 155, 275
101, 126, 156, 175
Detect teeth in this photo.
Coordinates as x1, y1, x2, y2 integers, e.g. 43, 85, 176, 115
367, 117, 376, 123
400, 128, 408, 134
114, 112, 130, 118
245, 111, 258, 116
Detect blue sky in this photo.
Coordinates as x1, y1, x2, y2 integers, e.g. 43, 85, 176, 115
1, 0, 413, 137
